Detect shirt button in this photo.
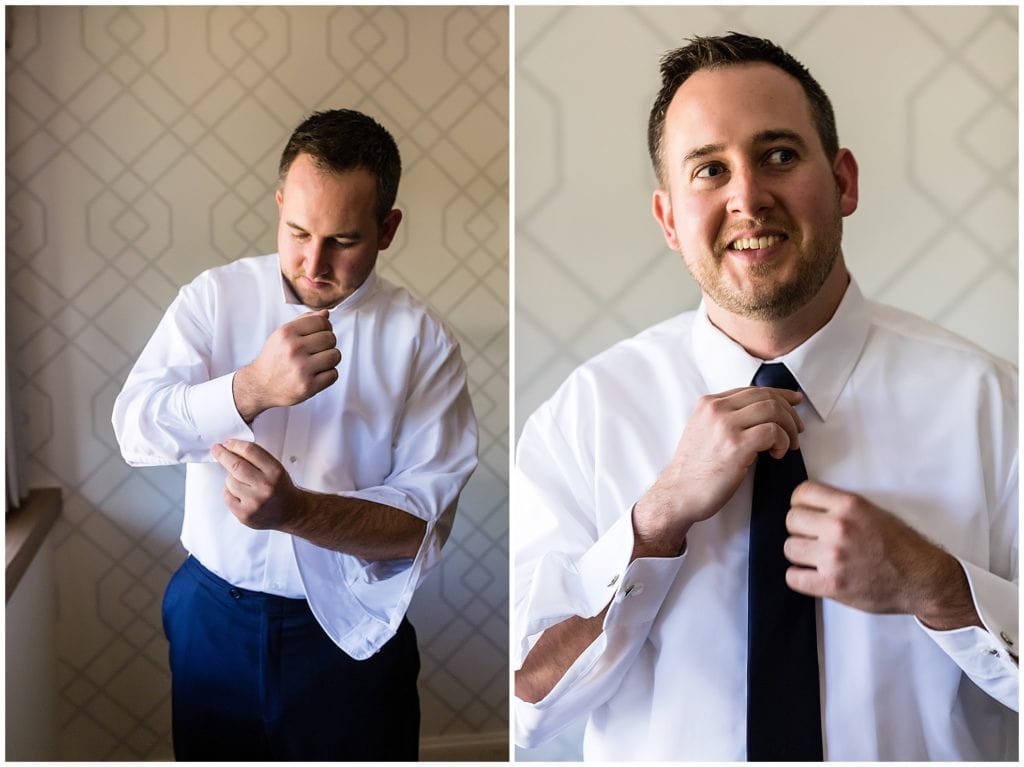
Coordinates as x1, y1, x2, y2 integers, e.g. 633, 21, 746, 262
229, 588, 241, 599
986, 648, 1000, 656
606, 574, 619, 587
270, 581, 282, 590
623, 583, 644, 597
289, 455, 297, 464
1000, 631, 1014, 646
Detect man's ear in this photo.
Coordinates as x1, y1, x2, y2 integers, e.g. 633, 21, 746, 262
378, 209, 403, 250
652, 189, 681, 250
833, 148, 859, 217
275, 188, 284, 212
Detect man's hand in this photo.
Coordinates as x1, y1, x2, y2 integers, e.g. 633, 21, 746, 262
232, 310, 341, 423
784, 480, 983, 631
211, 439, 425, 559
632, 386, 804, 558
212, 439, 300, 531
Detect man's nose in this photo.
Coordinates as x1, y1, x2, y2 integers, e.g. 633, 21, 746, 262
304, 241, 329, 276
727, 166, 774, 217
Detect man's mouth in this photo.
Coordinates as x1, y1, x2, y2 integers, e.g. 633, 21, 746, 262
301, 275, 334, 288
728, 234, 787, 251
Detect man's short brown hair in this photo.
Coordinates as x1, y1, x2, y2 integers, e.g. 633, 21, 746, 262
647, 32, 839, 185
279, 109, 401, 222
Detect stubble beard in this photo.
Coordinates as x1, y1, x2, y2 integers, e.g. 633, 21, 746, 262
283, 273, 343, 310
685, 210, 843, 322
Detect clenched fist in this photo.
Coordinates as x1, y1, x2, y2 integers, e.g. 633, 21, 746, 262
632, 385, 805, 558
232, 310, 341, 423
784, 480, 982, 630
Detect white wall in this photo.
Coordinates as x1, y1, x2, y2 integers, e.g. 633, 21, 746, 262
515, 5, 1017, 760
6, 5, 507, 759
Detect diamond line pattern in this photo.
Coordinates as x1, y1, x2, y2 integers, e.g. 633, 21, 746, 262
7, 6, 507, 759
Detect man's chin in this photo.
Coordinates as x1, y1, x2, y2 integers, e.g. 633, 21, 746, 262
706, 277, 811, 321
299, 293, 343, 310
284, 276, 342, 310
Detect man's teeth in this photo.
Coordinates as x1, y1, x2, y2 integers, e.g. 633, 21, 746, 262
731, 235, 784, 251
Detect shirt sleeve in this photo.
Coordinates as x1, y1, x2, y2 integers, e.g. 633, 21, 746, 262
513, 400, 684, 747
918, 451, 1019, 712
294, 325, 479, 660
111, 277, 253, 465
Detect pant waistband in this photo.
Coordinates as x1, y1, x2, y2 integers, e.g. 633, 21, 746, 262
182, 555, 312, 616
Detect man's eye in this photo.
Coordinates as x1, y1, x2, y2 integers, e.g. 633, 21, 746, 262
292, 232, 310, 240
767, 148, 797, 164
695, 163, 726, 179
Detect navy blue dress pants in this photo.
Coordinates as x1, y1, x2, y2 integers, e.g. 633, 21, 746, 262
162, 556, 420, 761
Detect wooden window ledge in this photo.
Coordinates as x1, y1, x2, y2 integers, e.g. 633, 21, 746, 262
6, 487, 62, 602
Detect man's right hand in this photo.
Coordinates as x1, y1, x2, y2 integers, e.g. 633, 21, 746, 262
232, 310, 341, 423
631, 386, 804, 558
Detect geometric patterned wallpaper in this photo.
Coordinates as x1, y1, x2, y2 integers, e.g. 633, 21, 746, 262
516, 4, 1017, 438
515, 4, 1016, 760
6, 5, 507, 759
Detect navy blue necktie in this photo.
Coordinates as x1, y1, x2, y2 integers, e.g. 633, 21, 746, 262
746, 363, 822, 761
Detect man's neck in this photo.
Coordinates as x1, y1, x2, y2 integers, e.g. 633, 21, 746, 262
705, 259, 851, 361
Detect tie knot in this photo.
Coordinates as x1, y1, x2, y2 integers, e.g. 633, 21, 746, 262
752, 362, 800, 391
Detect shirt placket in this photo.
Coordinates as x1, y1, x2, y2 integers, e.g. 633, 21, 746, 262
259, 399, 312, 594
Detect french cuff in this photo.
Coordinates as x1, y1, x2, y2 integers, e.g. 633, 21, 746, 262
575, 513, 639, 613
604, 539, 686, 629
918, 558, 1018, 710
185, 371, 252, 455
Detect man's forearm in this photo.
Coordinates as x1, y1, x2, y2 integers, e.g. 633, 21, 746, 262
911, 549, 983, 631
283, 490, 426, 560
515, 607, 609, 704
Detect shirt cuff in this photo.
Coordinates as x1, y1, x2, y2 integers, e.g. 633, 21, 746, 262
184, 371, 252, 457
520, 512, 638, 644
604, 537, 686, 629
917, 558, 1018, 710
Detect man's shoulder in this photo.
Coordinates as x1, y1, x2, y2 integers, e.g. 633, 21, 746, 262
194, 253, 277, 281
544, 310, 701, 409
369, 274, 460, 346
182, 254, 278, 295
866, 299, 1017, 382
580, 310, 698, 375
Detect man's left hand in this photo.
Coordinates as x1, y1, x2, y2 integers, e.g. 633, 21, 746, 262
784, 480, 982, 631
211, 439, 301, 531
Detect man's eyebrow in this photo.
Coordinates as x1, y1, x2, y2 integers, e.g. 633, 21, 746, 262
682, 143, 725, 165
752, 129, 808, 148
284, 220, 361, 239
682, 130, 810, 166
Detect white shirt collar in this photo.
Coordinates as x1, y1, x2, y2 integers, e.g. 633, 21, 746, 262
691, 278, 871, 422
276, 258, 379, 315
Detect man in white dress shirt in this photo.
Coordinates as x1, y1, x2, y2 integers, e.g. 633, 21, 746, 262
113, 109, 477, 759
514, 33, 1017, 760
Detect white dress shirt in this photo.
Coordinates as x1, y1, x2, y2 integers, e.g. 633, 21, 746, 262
514, 279, 1017, 760
113, 254, 477, 659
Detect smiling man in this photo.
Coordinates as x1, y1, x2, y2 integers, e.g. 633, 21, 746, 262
113, 109, 477, 760
514, 34, 1017, 760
